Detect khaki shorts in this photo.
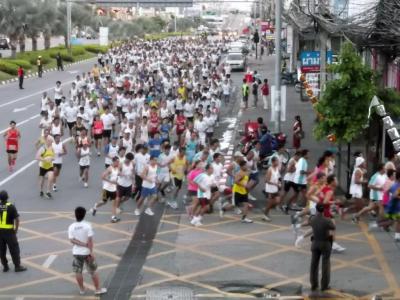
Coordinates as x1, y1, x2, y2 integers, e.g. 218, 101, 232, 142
72, 255, 97, 274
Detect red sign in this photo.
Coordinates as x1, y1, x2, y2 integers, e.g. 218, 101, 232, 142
301, 66, 320, 73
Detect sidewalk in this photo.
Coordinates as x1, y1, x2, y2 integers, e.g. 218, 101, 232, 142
128, 55, 400, 300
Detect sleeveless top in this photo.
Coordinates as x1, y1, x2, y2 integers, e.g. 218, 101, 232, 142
233, 174, 249, 195
52, 142, 64, 164
79, 147, 90, 166
142, 165, 157, 189
39, 146, 54, 169
6, 129, 19, 151
350, 167, 363, 198
265, 166, 280, 193
117, 162, 134, 187
51, 123, 62, 136
103, 167, 118, 192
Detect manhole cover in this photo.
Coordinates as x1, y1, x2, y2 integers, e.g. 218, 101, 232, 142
146, 287, 194, 300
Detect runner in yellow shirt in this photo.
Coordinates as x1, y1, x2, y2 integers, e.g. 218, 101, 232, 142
168, 147, 188, 209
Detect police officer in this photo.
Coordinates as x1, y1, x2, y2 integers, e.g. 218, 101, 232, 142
0, 190, 27, 272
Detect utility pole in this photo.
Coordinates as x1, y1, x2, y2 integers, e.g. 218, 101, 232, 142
67, 0, 72, 55
274, 0, 281, 132
318, 0, 328, 98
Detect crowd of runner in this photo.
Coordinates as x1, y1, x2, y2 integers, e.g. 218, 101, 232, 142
3, 36, 400, 244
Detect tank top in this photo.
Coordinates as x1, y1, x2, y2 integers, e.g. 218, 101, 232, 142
122, 138, 133, 154
103, 167, 118, 192
265, 166, 280, 193
350, 167, 363, 198
160, 107, 169, 119
319, 186, 334, 218
52, 142, 64, 164
117, 162, 133, 187
142, 165, 157, 189
6, 129, 19, 151
79, 147, 90, 166
105, 144, 119, 165
51, 124, 62, 136
39, 146, 54, 169
233, 173, 249, 195
93, 120, 104, 135
140, 124, 149, 143
171, 156, 186, 180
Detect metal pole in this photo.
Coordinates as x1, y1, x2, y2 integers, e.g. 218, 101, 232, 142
67, 0, 72, 55
174, 15, 177, 32
274, 0, 281, 132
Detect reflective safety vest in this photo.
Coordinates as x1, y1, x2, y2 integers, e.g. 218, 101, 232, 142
0, 203, 14, 229
242, 84, 249, 96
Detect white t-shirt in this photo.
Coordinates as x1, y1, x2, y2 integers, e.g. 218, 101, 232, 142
101, 113, 116, 130
68, 221, 93, 255
64, 106, 78, 123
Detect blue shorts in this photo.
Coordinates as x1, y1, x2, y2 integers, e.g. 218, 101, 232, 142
141, 186, 157, 198
249, 172, 259, 183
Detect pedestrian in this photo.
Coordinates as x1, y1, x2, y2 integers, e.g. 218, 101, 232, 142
0, 190, 27, 273
36, 136, 55, 199
261, 78, 270, 110
56, 52, 64, 71
263, 156, 282, 222
37, 55, 43, 78
251, 77, 259, 107
309, 203, 335, 292
68, 206, 107, 295
293, 115, 303, 149
241, 78, 249, 109
4, 121, 21, 172
17, 66, 24, 89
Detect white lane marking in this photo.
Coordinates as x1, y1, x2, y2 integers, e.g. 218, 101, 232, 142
13, 103, 35, 113
15, 297, 24, 300
0, 137, 72, 187
0, 114, 40, 135
68, 70, 78, 74
42, 254, 58, 268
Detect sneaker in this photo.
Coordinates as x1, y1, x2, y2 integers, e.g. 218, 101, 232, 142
40, 191, 44, 197
332, 242, 346, 253
295, 235, 304, 247
111, 216, 120, 223
91, 208, 97, 216
84, 182, 88, 188
79, 289, 85, 295
292, 223, 301, 235
134, 208, 141, 216
97, 151, 101, 157
394, 234, 400, 242
368, 222, 378, 231
45, 192, 52, 199
248, 194, 257, 201
234, 207, 242, 215
3, 265, 9, 272
241, 217, 253, 223
52, 184, 57, 192
219, 208, 225, 218
167, 201, 177, 209
190, 216, 199, 226
262, 215, 271, 222
94, 288, 107, 295
145, 208, 154, 216
14, 265, 27, 272
194, 219, 203, 227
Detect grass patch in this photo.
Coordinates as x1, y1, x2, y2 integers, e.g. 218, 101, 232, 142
0, 71, 13, 81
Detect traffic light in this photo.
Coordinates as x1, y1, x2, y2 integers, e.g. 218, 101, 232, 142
253, 30, 259, 44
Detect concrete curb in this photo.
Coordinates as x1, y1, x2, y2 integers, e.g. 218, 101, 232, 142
0, 57, 96, 86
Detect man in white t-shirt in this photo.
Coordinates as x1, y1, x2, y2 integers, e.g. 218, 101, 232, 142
68, 207, 107, 296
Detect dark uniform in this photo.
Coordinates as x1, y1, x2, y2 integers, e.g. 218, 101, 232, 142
0, 191, 26, 272
309, 204, 335, 291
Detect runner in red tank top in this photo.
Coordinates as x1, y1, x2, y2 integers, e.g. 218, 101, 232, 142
4, 121, 21, 172
149, 107, 160, 137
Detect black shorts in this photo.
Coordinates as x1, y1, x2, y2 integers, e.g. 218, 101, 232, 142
67, 122, 76, 130
187, 116, 194, 123
187, 190, 197, 197
6, 150, 17, 154
39, 167, 54, 177
135, 174, 143, 189
211, 186, 219, 194
103, 130, 112, 138
174, 178, 183, 189
102, 189, 117, 202
55, 98, 62, 106
294, 183, 307, 193
199, 198, 210, 207
80, 165, 89, 172
53, 163, 62, 171
243, 95, 248, 102
283, 181, 295, 192
117, 185, 132, 198
234, 192, 248, 205
94, 134, 102, 140
117, 106, 122, 114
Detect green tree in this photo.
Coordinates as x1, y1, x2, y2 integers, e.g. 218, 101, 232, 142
314, 42, 376, 143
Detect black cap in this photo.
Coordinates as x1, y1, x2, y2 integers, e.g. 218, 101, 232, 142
0, 190, 9, 202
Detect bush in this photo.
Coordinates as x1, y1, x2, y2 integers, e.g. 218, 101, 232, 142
72, 47, 86, 56
0, 61, 19, 76
84, 45, 108, 54
5, 59, 32, 69
60, 53, 74, 62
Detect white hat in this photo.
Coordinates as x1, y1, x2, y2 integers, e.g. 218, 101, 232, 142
124, 129, 131, 134
355, 157, 365, 167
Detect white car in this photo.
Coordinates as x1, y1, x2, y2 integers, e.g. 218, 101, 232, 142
225, 53, 246, 71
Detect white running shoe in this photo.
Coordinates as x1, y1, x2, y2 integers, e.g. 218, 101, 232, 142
52, 184, 57, 192
84, 182, 88, 188
194, 219, 203, 227
332, 242, 346, 253
234, 207, 242, 215
292, 223, 301, 235
190, 216, 200, 226
248, 194, 257, 201
262, 215, 271, 222
94, 288, 107, 295
145, 208, 154, 216
134, 208, 141, 216
295, 235, 304, 247
241, 217, 253, 223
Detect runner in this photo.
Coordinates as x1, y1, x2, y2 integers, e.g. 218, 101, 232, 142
52, 134, 67, 192
77, 141, 91, 188
35, 136, 55, 199
116, 152, 135, 216
168, 147, 188, 209
4, 121, 20, 172
262, 157, 282, 222
136, 156, 159, 216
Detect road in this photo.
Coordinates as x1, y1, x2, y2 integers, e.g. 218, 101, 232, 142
0, 36, 99, 58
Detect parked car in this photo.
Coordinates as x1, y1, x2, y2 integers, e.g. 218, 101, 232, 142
225, 53, 247, 71
0, 38, 10, 50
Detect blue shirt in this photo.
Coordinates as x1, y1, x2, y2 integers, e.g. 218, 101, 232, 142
148, 138, 163, 158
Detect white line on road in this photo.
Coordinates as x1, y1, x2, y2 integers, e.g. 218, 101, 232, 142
0, 114, 40, 135
0, 137, 72, 187
42, 254, 58, 268
15, 297, 24, 300
13, 103, 35, 113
